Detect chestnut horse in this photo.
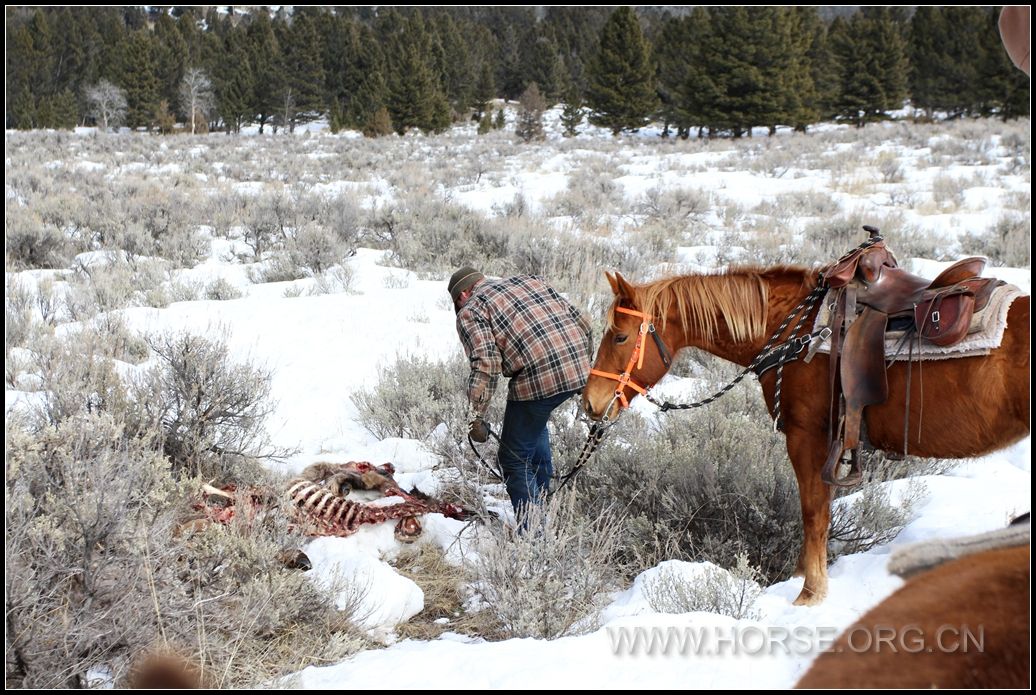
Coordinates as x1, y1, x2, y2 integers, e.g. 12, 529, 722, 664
582, 268, 1030, 605
796, 544, 1030, 687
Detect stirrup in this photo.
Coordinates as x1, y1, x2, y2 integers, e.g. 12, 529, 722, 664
822, 442, 864, 487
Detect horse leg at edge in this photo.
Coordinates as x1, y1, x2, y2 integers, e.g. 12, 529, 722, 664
787, 426, 834, 606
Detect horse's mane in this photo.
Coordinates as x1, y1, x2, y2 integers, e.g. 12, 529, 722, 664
611, 265, 816, 343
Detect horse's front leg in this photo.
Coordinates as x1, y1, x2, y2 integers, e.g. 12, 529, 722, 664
785, 424, 834, 606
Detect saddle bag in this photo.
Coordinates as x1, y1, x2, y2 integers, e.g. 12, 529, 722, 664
914, 287, 973, 346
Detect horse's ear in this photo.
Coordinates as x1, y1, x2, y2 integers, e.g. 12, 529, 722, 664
605, 271, 619, 295
612, 272, 636, 300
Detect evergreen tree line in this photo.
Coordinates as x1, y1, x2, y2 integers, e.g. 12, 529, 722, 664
5, 6, 1027, 136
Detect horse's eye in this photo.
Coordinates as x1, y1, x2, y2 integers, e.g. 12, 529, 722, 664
614, 334, 629, 345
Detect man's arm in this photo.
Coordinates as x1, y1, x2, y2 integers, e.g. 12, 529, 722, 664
458, 310, 501, 417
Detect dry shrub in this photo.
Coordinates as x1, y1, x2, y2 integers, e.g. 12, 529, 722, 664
5, 327, 362, 689
465, 489, 625, 639
130, 329, 282, 481
644, 554, 764, 620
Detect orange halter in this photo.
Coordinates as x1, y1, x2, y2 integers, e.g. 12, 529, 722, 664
589, 306, 666, 412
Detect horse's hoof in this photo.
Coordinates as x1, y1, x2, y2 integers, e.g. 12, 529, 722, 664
793, 586, 827, 606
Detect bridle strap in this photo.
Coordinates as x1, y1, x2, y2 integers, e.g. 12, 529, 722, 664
589, 306, 665, 410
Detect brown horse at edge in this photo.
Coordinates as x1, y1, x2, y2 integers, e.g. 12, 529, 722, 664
582, 267, 1030, 605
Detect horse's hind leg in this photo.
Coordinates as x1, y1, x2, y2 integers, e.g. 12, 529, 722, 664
787, 426, 834, 606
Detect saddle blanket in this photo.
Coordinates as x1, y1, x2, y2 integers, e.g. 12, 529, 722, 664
811, 283, 1025, 361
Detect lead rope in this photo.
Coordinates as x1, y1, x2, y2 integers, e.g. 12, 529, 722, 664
468, 420, 611, 496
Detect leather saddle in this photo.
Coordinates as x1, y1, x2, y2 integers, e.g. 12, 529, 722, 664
818, 229, 1003, 486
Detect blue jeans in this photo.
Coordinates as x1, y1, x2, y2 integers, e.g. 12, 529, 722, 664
498, 390, 577, 515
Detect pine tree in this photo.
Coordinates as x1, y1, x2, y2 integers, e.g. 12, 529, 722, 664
5, 10, 73, 129
247, 12, 283, 134
280, 12, 326, 131
115, 31, 161, 130
464, 22, 499, 115
706, 7, 767, 137
154, 99, 176, 134
175, 8, 206, 67
10, 86, 36, 130
498, 15, 538, 100
339, 24, 386, 130
37, 93, 78, 130
746, 7, 803, 135
586, 6, 658, 135
328, 100, 344, 134
95, 10, 127, 83
862, 7, 908, 115
777, 8, 819, 133
153, 13, 187, 110
50, 8, 100, 102
494, 107, 506, 130
908, 6, 952, 119
677, 8, 726, 138
473, 62, 496, 120
799, 7, 838, 125
655, 14, 694, 137
560, 84, 584, 137
515, 82, 546, 142
385, 20, 451, 134
320, 13, 352, 114
830, 14, 906, 127
525, 26, 564, 102
213, 29, 254, 133
26, 11, 56, 100
477, 109, 493, 135
6, 24, 39, 128
348, 69, 388, 131
432, 14, 476, 117
544, 6, 612, 95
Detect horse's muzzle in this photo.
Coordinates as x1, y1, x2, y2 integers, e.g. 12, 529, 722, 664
581, 393, 619, 423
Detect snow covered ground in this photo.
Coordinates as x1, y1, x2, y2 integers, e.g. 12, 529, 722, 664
6, 112, 1030, 687
110, 249, 1029, 689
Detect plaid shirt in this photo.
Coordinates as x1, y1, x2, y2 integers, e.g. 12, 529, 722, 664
456, 275, 594, 416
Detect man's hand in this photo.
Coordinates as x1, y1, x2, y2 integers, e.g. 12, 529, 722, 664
468, 416, 489, 443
